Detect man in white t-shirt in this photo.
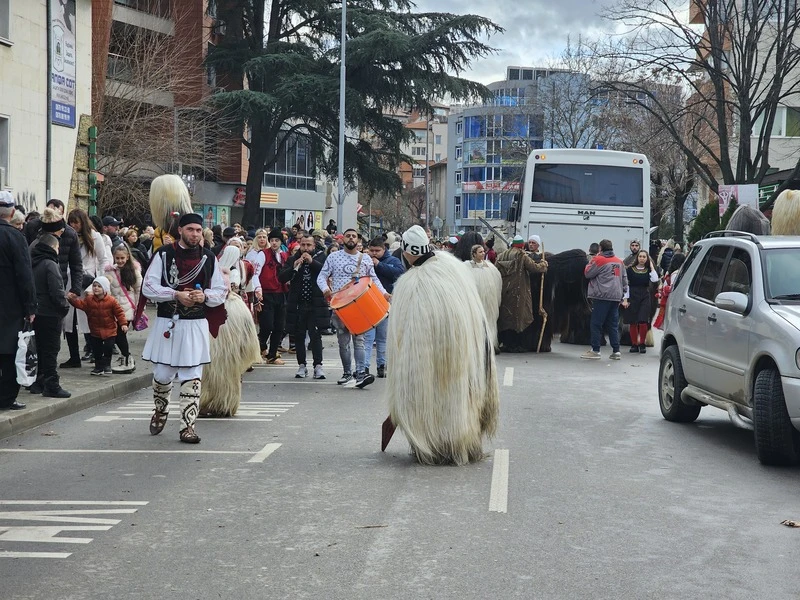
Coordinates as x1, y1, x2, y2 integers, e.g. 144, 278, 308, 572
317, 228, 389, 389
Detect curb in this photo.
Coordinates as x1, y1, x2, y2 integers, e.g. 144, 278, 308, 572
0, 372, 153, 440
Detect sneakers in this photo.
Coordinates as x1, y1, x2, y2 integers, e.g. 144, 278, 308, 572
112, 355, 136, 374
376, 365, 386, 378
629, 345, 640, 353
295, 365, 308, 378
313, 365, 326, 380
580, 350, 601, 360
81, 351, 94, 362
639, 346, 647, 354
90, 367, 104, 376
610, 351, 621, 360
355, 372, 375, 389
104, 366, 113, 376
338, 373, 356, 387
59, 359, 81, 368
266, 357, 285, 365
28, 382, 44, 395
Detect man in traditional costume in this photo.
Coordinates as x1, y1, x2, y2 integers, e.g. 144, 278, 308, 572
495, 235, 548, 353
384, 225, 499, 465
525, 234, 551, 352
141, 213, 227, 443
148, 174, 193, 252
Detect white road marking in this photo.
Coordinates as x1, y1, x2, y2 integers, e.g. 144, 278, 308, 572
0, 502, 148, 559
0, 449, 256, 456
0, 501, 147, 506
247, 443, 282, 463
0, 551, 72, 558
243, 381, 337, 385
503, 367, 514, 387
489, 449, 510, 514
86, 416, 275, 422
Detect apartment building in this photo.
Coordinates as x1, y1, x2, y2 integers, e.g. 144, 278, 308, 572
94, 0, 352, 230
0, 0, 93, 211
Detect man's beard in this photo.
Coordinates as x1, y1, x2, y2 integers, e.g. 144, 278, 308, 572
181, 235, 199, 248
344, 240, 357, 250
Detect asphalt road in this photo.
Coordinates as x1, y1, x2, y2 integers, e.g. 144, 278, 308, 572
1, 338, 799, 600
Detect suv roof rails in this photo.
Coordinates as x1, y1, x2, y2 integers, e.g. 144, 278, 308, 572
704, 230, 763, 246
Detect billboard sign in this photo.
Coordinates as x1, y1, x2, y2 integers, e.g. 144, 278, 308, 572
51, 0, 77, 128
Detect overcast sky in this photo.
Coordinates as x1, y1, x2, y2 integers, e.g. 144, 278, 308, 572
414, 0, 616, 84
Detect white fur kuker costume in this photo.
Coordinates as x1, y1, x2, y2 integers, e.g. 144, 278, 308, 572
771, 189, 800, 235
469, 259, 502, 351
386, 226, 500, 465
200, 247, 261, 417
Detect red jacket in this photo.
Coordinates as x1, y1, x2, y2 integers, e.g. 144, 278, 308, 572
258, 249, 289, 294
68, 293, 127, 339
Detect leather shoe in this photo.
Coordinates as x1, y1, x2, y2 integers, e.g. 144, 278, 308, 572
43, 388, 71, 399
3, 402, 26, 410
59, 360, 81, 368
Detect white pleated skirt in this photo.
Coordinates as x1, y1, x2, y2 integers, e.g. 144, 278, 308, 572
142, 317, 211, 367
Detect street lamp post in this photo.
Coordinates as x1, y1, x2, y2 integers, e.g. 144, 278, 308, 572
336, 1, 347, 229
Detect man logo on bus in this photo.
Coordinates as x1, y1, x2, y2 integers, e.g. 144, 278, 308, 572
578, 210, 596, 221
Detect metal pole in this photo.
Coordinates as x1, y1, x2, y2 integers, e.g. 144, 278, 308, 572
336, 0, 347, 229
425, 112, 430, 225
45, 0, 53, 202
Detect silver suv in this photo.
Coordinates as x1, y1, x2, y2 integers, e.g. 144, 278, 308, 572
659, 231, 800, 465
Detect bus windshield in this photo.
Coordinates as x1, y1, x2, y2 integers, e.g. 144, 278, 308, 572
531, 163, 644, 207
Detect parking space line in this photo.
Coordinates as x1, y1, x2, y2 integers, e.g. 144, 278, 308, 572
248, 443, 282, 463
0, 551, 72, 558
0, 449, 255, 456
0, 501, 148, 506
489, 449, 509, 513
85, 416, 275, 422
503, 367, 514, 387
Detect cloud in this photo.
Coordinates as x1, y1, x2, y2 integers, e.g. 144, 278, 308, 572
414, 0, 616, 84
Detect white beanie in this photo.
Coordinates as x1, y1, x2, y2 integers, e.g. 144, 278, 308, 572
401, 225, 430, 256
528, 234, 541, 245
93, 275, 111, 295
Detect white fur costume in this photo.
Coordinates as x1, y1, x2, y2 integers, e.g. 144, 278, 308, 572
468, 260, 502, 351
200, 292, 261, 417
387, 250, 500, 465
771, 189, 800, 235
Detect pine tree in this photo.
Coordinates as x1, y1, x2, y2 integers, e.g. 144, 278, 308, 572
207, 0, 502, 226
687, 201, 720, 244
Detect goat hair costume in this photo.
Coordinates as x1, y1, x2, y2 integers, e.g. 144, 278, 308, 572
468, 259, 502, 351
726, 204, 771, 235
386, 250, 499, 465
771, 189, 800, 235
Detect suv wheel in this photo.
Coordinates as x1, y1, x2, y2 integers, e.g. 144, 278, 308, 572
753, 368, 800, 465
659, 345, 701, 423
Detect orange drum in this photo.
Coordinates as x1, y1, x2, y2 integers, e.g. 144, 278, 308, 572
330, 277, 390, 335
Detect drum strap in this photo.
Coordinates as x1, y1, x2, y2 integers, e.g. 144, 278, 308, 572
353, 252, 364, 283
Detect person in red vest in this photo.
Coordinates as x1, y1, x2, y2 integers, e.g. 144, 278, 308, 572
258, 228, 289, 364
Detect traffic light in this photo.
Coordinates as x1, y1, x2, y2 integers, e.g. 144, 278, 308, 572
87, 125, 98, 216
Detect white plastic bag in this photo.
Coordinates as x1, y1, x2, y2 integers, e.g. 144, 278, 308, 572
16, 325, 37, 387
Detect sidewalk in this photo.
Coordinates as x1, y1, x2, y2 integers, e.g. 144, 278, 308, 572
0, 314, 153, 440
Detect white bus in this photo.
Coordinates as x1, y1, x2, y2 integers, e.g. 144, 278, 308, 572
506, 148, 651, 255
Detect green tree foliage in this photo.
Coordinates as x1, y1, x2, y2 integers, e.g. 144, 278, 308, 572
687, 198, 739, 243
208, 0, 502, 226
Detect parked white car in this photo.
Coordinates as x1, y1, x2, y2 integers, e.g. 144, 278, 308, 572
659, 231, 800, 465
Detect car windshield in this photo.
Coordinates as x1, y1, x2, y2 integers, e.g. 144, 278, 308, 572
764, 248, 800, 301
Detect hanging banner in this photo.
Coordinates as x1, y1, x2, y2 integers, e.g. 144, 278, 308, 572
51, 0, 77, 128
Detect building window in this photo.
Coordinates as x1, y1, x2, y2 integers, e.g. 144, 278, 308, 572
454, 195, 462, 218
455, 145, 462, 160
263, 132, 316, 191
508, 68, 520, 80
753, 106, 800, 137
413, 166, 425, 178
434, 153, 441, 162
456, 120, 463, 135
0, 116, 8, 185
487, 114, 501, 138
0, 0, 9, 40
434, 134, 442, 145
455, 170, 462, 184
522, 69, 533, 80
411, 146, 426, 156
465, 116, 486, 139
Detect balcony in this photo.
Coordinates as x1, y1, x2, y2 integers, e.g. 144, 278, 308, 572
114, 0, 172, 19
106, 53, 133, 83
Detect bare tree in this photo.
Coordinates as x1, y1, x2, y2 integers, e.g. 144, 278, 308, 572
96, 13, 230, 220
600, 0, 800, 203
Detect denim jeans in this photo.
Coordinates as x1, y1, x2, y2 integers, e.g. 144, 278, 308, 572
331, 312, 365, 375
590, 299, 620, 353
362, 317, 388, 370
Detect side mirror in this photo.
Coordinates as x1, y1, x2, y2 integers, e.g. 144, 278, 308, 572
507, 193, 519, 222
714, 291, 749, 314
